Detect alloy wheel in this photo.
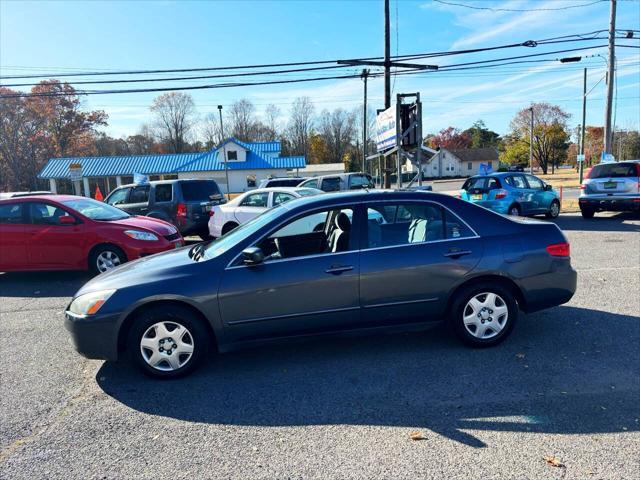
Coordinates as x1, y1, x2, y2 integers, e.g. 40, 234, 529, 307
140, 321, 194, 372
96, 251, 122, 272
462, 292, 509, 340
550, 201, 560, 218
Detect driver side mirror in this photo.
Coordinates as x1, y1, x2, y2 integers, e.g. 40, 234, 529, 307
544, 184, 553, 191
242, 247, 264, 266
58, 215, 76, 225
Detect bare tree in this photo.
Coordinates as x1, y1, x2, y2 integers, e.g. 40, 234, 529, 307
287, 97, 315, 157
228, 99, 256, 142
318, 108, 357, 164
150, 92, 196, 153
264, 104, 281, 138
201, 112, 225, 150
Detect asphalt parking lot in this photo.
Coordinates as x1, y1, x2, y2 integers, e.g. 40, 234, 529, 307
1, 212, 638, 479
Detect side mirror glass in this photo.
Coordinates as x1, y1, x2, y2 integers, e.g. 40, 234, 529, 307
242, 247, 264, 266
58, 215, 76, 225
544, 184, 553, 191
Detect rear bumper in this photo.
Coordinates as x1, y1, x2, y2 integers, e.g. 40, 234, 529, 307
519, 265, 577, 313
65, 311, 121, 361
579, 195, 640, 212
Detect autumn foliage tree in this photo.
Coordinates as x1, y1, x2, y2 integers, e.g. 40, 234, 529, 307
0, 81, 106, 190
428, 127, 472, 150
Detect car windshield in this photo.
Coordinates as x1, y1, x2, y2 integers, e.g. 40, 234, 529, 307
202, 206, 286, 260
62, 198, 130, 221
181, 181, 222, 201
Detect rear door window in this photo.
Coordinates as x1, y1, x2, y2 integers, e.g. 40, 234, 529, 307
129, 185, 150, 204
590, 163, 638, 178
321, 177, 342, 192
0, 203, 24, 224
154, 184, 173, 202
180, 181, 221, 201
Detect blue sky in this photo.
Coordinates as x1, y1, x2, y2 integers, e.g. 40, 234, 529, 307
1, 0, 639, 139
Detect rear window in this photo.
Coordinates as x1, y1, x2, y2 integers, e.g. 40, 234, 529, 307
589, 163, 639, 179
180, 181, 221, 201
463, 177, 501, 190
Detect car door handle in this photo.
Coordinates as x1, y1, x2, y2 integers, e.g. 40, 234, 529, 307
325, 265, 354, 275
444, 249, 472, 259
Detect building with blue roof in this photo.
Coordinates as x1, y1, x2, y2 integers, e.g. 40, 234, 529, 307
38, 138, 306, 196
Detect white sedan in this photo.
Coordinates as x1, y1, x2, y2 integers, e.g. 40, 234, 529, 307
208, 187, 322, 238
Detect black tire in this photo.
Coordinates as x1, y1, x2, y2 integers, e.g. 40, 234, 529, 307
508, 204, 521, 217
127, 304, 210, 379
89, 244, 127, 275
580, 207, 595, 219
545, 200, 560, 219
449, 283, 518, 348
221, 222, 239, 235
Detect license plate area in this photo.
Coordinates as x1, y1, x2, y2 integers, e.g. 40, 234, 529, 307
472, 194, 483, 200
603, 181, 617, 189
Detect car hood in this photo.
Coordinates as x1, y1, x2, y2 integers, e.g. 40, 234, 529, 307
75, 245, 197, 296
108, 216, 177, 235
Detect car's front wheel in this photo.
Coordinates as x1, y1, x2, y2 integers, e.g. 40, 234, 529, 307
508, 204, 521, 216
128, 305, 210, 379
450, 284, 518, 347
89, 245, 126, 275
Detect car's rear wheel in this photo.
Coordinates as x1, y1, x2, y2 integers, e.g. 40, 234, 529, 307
508, 204, 521, 216
222, 222, 239, 235
450, 284, 518, 347
580, 207, 595, 219
89, 245, 126, 275
128, 305, 210, 379
546, 200, 560, 219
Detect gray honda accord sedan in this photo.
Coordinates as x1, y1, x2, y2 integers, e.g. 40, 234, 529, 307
65, 190, 576, 378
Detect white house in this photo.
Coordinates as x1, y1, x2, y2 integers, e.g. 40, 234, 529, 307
405, 147, 499, 178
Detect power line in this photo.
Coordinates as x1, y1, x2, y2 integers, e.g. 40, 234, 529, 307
0, 29, 626, 81
432, 0, 607, 13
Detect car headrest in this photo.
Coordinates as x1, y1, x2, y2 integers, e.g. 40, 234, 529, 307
335, 212, 351, 232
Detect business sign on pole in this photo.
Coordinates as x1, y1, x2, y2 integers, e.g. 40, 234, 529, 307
69, 163, 82, 181
375, 106, 397, 152
133, 172, 149, 184
576, 154, 585, 163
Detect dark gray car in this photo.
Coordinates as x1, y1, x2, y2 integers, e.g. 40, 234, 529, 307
66, 190, 576, 378
105, 179, 224, 239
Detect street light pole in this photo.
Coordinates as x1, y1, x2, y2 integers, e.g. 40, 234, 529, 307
361, 69, 369, 174
217, 105, 231, 200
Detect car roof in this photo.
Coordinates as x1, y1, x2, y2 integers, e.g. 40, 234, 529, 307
241, 187, 317, 194
303, 172, 369, 180
278, 189, 453, 210
0, 194, 82, 203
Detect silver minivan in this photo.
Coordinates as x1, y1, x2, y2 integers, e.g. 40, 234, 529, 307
579, 160, 640, 218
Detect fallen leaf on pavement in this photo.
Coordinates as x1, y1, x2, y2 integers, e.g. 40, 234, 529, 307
410, 431, 426, 441
544, 456, 565, 468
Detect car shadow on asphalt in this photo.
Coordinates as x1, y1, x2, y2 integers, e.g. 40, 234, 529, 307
96, 305, 639, 448
552, 212, 640, 232
0, 271, 91, 297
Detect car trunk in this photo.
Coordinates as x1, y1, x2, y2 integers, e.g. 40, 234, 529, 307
180, 181, 225, 215
585, 163, 640, 195
462, 177, 502, 201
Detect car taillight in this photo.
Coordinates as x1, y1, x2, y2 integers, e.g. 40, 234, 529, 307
494, 189, 508, 199
177, 203, 187, 218
209, 209, 215, 217
546, 242, 570, 257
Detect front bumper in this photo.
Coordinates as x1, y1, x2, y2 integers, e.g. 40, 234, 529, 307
65, 311, 121, 361
125, 238, 184, 260
579, 195, 640, 212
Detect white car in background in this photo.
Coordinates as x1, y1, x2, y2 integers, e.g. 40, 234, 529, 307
208, 187, 323, 238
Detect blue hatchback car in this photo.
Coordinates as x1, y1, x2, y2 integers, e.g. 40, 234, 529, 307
460, 172, 561, 218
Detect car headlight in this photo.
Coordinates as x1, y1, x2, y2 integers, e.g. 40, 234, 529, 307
124, 230, 159, 241
68, 289, 116, 316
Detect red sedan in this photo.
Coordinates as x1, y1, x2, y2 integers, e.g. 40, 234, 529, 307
0, 194, 183, 274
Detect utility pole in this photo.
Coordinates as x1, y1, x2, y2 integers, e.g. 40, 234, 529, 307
580, 67, 587, 183
217, 105, 231, 200
529, 107, 534, 174
384, 0, 392, 188
361, 69, 369, 174
603, 0, 616, 156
